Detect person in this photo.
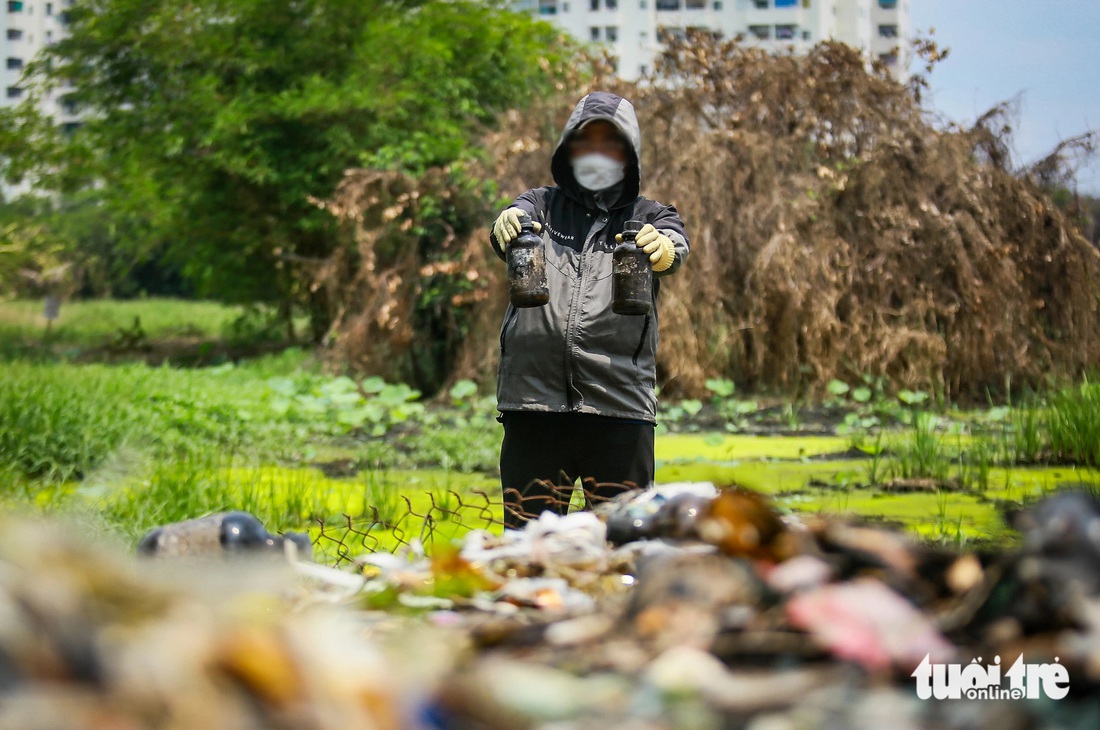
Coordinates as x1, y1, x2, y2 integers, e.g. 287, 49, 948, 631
489, 91, 690, 528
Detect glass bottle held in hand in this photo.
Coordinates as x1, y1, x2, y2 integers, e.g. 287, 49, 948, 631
507, 213, 549, 308
612, 219, 652, 315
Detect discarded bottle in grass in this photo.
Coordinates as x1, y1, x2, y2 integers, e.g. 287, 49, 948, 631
612, 219, 652, 315
137, 511, 312, 561
507, 213, 549, 308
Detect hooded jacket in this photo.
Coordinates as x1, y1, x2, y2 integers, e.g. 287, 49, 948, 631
489, 92, 690, 423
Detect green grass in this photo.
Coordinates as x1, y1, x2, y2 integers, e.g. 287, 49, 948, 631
1048, 380, 1100, 467
0, 298, 246, 349
5, 299, 1100, 562
0, 362, 147, 483
886, 411, 951, 484
46, 448, 501, 563
1006, 402, 1045, 464
0, 351, 326, 486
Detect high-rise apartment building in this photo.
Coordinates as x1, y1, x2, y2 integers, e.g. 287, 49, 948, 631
2, 0, 78, 131
514, 0, 911, 81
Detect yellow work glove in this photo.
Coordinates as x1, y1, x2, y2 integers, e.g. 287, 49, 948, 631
616, 223, 675, 272
493, 207, 541, 248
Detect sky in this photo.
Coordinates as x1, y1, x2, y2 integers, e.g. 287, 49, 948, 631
910, 0, 1100, 194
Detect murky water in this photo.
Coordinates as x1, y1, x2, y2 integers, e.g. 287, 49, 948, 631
655, 434, 1100, 545
184, 433, 1099, 557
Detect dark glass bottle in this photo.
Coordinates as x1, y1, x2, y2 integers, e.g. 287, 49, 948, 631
612, 219, 652, 315
507, 214, 549, 308
219, 511, 269, 551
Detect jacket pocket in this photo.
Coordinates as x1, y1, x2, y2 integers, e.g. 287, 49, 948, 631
631, 314, 651, 367
499, 306, 519, 357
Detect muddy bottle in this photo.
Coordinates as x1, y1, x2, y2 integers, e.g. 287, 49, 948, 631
612, 219, 652, 315
507, 213, 549, 308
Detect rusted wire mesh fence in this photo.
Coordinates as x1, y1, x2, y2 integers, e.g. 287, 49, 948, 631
311, 481, 625, 567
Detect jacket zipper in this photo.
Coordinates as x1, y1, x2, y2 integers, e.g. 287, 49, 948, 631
632, 314, 651, 367
565, 215, 605, 410
565, 247, 587, 410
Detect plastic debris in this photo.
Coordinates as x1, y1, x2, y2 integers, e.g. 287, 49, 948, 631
3, 487, 1100, 728
599, 481, 718, 545
786, 577, 955, 671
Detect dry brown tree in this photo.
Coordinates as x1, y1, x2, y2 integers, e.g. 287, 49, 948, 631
320, 34, 1100, 400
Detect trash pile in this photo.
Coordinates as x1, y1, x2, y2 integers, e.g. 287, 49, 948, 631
4, 485, 1100, 728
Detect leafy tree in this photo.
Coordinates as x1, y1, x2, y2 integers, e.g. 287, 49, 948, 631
11, 0, 570, 338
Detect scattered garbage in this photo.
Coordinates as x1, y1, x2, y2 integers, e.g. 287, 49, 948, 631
599, 481, 717, 545
4, 487, 1100, 728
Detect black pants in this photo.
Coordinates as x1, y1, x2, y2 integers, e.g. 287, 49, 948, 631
498, 410, 654, 528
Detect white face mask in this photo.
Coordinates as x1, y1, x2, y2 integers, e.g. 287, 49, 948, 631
571, 153, 626, 192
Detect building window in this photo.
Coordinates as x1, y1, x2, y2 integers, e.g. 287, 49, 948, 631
878, 24, 898, 38
6, 57, 22, 70
878, 52, 898, 66
775, 24, 796, 40
656, 0, 679, 9
878, 0, 897, 8
686, 0, 705, 8
713, 1, 722, 8
589, 0, 598, 10
46, 1, 52, 13
562, 1, 569, 10
605, 0, 617, 9
753, 0, 768, 8
590, 26, 600, 41
803, 0, 811, 7
775, 0, 797, 7
802, 29, 811, 40
639, 0, 646, 7
6, 29, 22, 40
538, 0, 557, 15
7, 1, 24, 11
6, 86, 22, 99
61, 121, 81, 135
639, 64, 648, 75
605, 26, 618, 41
748, 24, 770, 39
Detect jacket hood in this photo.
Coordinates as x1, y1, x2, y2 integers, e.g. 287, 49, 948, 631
551, 92, 642, 210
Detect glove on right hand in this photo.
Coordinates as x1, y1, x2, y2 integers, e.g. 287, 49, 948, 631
493, 207, 541, 247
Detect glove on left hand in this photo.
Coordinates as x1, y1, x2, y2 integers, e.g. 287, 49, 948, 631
616, 223, 676, 272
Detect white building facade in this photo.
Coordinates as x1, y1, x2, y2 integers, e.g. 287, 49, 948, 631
515, 0, 911, 81
2, 0, 78, 131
